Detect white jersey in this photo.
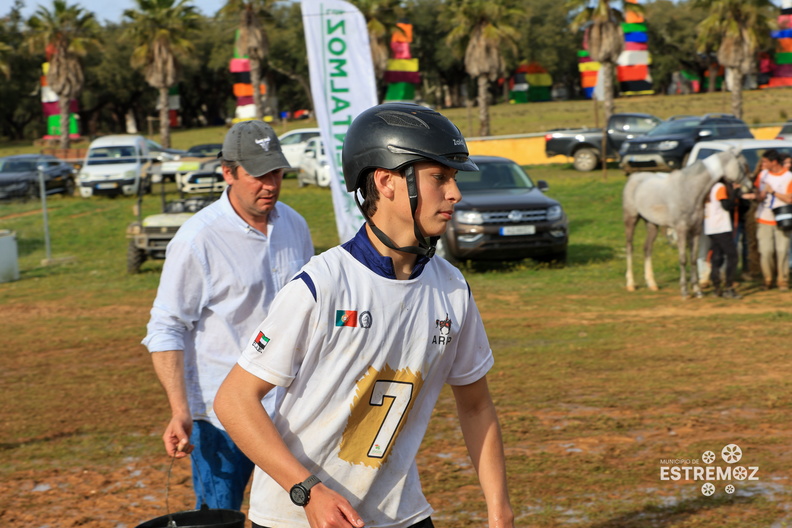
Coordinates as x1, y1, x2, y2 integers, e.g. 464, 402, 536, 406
238, 229, 493, 528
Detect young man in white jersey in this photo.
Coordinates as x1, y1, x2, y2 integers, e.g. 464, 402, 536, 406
215, 103, 514, 528
745, 149, 792, 290
704, 178, 741, 299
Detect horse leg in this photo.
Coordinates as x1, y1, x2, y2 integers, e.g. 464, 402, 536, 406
644, 223, 660, 291
676, 229, 689, 298
625, 215, 639, 291
690, 231, 703, 298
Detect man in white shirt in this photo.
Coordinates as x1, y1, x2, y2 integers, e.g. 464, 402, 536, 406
215, 103, 513, 528
142, 120, 314, 510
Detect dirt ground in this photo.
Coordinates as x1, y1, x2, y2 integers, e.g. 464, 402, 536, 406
2, 287, 791, 527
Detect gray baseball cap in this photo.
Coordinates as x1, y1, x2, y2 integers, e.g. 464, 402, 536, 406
218, 120, 291, 176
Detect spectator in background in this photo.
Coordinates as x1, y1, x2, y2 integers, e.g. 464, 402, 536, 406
743, 149, 792, 290
705, 177, 741, 298
142, 120, 314, 510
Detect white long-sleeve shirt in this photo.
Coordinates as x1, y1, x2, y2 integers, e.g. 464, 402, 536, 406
142, 188, 314, 429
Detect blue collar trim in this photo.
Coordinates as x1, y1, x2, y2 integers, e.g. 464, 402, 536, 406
342, 225, 429, 279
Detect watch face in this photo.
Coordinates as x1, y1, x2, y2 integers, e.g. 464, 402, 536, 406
290, 486, 307, 505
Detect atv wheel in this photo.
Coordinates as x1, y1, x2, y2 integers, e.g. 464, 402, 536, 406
127, 239, 147, 274
573, 148, 599, 172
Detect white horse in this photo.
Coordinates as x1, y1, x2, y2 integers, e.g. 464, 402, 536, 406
623, 149, 751, 298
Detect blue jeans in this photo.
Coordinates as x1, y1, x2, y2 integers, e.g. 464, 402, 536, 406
190, 420, 254, 511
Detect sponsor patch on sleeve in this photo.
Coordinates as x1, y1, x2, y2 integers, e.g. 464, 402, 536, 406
252, 331, 270, 352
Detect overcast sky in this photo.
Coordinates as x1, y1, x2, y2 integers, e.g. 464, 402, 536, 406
13, 0, 790, 26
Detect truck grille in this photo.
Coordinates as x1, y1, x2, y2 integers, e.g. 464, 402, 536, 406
143, 226, 180, 236
481, 209, 548, 224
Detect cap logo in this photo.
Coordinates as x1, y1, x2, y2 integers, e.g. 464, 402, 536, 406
254, 137, 271, 152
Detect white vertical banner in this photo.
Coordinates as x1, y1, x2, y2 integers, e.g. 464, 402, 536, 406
301, 0, 378, 244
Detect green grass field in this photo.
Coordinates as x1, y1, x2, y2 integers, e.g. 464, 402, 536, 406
1, 159, 791, 527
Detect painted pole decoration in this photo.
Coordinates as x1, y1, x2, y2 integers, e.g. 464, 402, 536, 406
41, 44, 80, 139
578, 0, 654, 99
301, 0, 377, 243
509, 62, 552, 103
229, 31, 267, 123
767, 0, 792, 88
384, 21, 420, 101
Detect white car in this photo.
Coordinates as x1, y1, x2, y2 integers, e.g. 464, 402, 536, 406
278, 128, 320, 173
78, 135, 153, 198
685, 138, 792, 170
181, 161, 227, 194
297, 137, 332, 188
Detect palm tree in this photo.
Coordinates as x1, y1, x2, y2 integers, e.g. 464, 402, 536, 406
567, 0, 641, 123
445, 0, 523, 137
123, 0, 200, 148
26, 0, 100, 149
695, 0, 774, 118
219, 0, 274, 120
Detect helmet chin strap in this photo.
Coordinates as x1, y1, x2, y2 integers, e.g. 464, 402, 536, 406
355, 165, 438, 258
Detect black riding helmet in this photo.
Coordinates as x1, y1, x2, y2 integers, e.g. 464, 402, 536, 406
342, 102, 477, 257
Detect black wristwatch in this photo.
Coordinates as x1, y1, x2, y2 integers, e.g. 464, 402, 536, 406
290, 475, 321, 506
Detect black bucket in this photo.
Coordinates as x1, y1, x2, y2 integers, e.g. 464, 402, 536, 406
775, 204, 792, 231
135, 504, 245, 528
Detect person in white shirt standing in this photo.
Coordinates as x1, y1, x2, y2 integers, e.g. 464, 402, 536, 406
747, 149, 792, 290
142, 120, 314, 510
215, 103, 513, 528
704, 178, 741, 299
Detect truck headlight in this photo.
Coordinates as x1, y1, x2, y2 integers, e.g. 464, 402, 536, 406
547, 205, 563, 221
455, 210, 484, 225
79, 172, 89, 180
126, 170, 137, 179
658, 140, 679, 151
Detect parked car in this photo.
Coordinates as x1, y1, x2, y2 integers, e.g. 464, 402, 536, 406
180, 161, 227, 194
545, 112, 661, 171
0, 154, 75, 200
145, 139, 187, 162
685, 138, 792, 170
297, 137, 331, 188
619, 113, 754, 173
278, 128, 321, 172
436, 155, 568, 264
77, 135, 154, 198
186, 143, 223, 157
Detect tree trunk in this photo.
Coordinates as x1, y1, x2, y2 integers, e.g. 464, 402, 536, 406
58, 96, 71, 150
601, 62, 616, 123
159, 86, 170, 148
728, 68, 743, 119
477, 74, 490, 137
251, 57, 263, 120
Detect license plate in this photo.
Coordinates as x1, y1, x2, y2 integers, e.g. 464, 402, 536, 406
500, 225, 536, 236
97, 182, 118, 189
197, 177, 215, 183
